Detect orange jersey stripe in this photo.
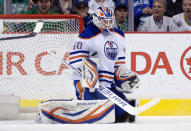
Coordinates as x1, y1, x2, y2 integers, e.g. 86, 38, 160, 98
99, 75, 114, 79
69, 55, 88, 60
115, 61, 126, 65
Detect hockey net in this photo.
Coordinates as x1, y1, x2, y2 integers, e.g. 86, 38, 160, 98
0, 15, 84, 109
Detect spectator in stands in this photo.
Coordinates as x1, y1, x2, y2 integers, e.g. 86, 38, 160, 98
23, 0, 57, 14
137, 0, 172, 32
114, 0, 128, 32
73, 0, 92, 27
0, 0, 3, 14
172, 0, 191, 31
134, 0, 153, 30
88, 0, 115, 15
52, 0, 73, 14
27, 0, 37, 10
164, 0, 183, 17
12, 0, 28, 14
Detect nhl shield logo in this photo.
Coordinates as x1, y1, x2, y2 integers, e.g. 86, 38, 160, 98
104, 41, 119, 60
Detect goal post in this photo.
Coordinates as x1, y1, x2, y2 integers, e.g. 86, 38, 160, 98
0, 14, 84, 114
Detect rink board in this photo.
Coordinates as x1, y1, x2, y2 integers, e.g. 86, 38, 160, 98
139, 99, 191, 116
1, 33, 191, 116
20, 99, 191, 116
125, 33, 191, 116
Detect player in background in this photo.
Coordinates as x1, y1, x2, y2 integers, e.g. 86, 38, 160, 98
69, 6, 139, 123
172, 0, 191, 31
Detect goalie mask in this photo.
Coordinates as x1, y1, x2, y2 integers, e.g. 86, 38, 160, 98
114, 64, 140, 93
93, 6, 115, 30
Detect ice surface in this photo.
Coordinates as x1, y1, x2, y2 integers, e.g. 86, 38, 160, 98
0, 116, 191, 131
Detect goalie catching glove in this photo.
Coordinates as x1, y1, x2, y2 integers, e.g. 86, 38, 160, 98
114, 64, 140, 93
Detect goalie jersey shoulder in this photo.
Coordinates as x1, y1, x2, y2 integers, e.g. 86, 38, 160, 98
79, 24, 102, 39
79, 25, 125, 39
113, 28, 125, 38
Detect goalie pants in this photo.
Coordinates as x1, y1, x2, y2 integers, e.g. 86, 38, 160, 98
74, 80, 130, 117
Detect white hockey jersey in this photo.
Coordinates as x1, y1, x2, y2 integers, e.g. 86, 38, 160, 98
172, 13, 191, 32
69, 24, 126, 88
138, 15, 173, 32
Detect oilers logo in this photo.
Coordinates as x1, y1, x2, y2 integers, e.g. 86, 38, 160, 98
104, 41, 118, 60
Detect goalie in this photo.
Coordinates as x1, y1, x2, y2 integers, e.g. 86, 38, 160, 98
69, 6, 139, 123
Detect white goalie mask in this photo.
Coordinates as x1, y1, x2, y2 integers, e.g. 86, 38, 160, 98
114, 64, 140, 93
93, 6, 115, 30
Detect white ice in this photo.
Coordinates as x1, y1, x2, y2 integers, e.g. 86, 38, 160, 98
0, 116, 191, 131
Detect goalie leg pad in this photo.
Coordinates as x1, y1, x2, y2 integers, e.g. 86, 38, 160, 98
39, 99, 115, 124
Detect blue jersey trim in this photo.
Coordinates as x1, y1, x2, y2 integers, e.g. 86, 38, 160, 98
117, 57, 125, 60
79, 24, 101, 39
70, 50, 89, 55
99, 79, 113, 83
114, 66, 119, 69
113, 28, 125, 37
69, 59, 82, 65
99, 71, 114, 75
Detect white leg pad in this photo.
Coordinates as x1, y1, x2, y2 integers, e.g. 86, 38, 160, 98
38, 99, 115, 124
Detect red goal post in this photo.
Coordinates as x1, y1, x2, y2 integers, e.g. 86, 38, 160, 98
0, 14, 84, 109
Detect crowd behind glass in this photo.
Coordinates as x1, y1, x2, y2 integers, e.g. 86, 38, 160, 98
0, 0, 190, 32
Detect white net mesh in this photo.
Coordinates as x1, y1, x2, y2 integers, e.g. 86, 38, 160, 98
0, 15, 84, 107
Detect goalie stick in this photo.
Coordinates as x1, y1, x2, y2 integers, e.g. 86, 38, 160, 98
48, 51, 160, 115
0, 21, 44, 41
